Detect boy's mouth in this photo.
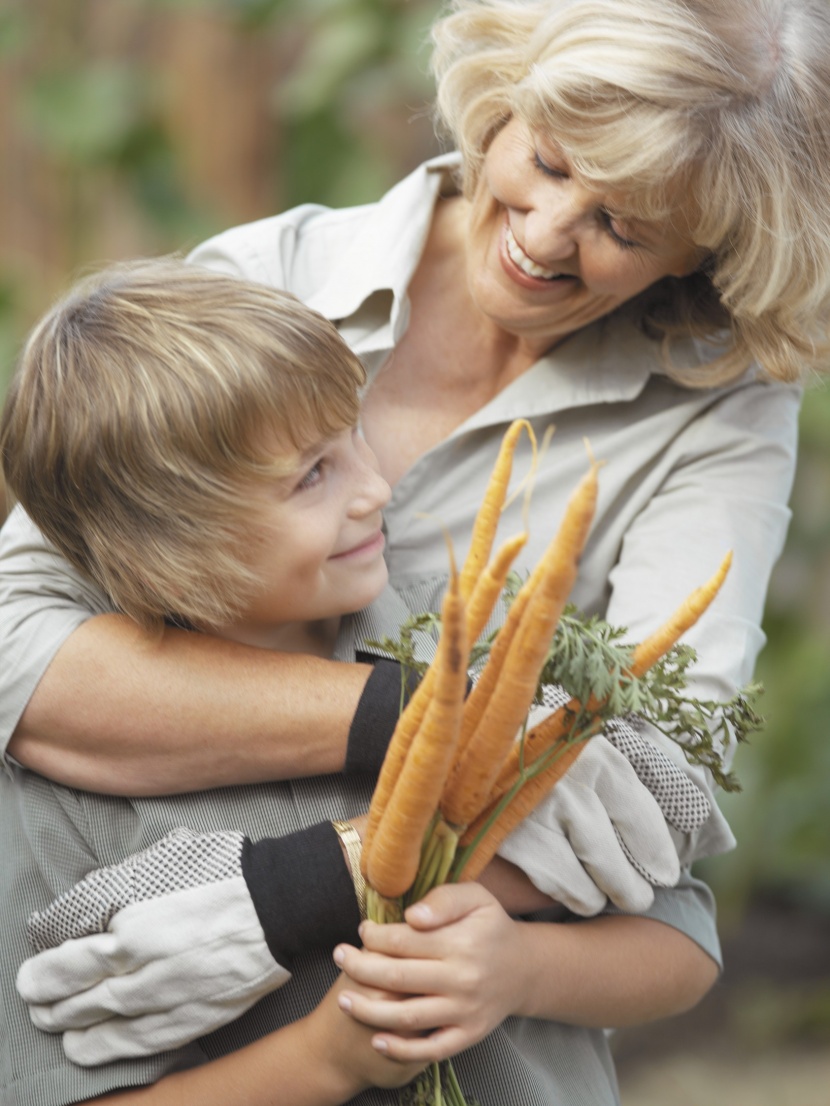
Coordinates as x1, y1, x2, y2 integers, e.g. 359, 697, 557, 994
331, 530, 385, 560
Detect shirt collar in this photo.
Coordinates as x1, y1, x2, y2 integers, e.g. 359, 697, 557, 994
304, 153, 460, 333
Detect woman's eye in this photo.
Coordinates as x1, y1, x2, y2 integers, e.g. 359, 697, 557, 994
533, 150, 567, 179
601, 211, 641, 251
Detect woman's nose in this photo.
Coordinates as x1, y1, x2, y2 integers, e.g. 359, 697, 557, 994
524, 186, 592, 261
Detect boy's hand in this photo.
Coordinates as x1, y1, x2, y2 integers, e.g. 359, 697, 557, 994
309, 974, 427, 1094
333, 883, 527, 1063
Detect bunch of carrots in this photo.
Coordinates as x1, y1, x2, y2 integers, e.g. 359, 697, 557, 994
358, 419, 732, 1104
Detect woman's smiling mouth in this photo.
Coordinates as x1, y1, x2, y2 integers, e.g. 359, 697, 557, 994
504, 224, 578, 283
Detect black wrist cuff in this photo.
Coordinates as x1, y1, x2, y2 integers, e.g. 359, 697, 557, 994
345, 657, 419, 775
241, 822, 361, 967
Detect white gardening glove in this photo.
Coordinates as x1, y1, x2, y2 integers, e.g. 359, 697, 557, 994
16, 828, 290, 1066
498, 701, 711, 916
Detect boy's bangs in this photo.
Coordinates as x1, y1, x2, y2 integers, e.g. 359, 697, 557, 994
243, 369, 363, 479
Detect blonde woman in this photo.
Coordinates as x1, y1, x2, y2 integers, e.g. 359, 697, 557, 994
2, 1, 828, 1101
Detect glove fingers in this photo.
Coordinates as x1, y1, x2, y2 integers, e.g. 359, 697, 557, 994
19, 882, 237, 1006
557, 787, 656, 913
64, 1009, 206, 1066
22, 881, 290, 1034
32, 932, 289, 1031
498, 819, 608, 917
62, 961, 291, 1067
572, 742, 681, 887
16, 931, 127, 1004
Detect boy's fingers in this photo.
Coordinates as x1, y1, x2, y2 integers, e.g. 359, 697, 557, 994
356, 921, 441, 960
340, 989, 450, 1035
403, 882, 493, 930
335, 946, 446, 995
373, 1025, 469, 1065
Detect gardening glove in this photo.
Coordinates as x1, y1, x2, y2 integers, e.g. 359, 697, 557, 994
498, 690, 711, 916
16, 823, 360, 1065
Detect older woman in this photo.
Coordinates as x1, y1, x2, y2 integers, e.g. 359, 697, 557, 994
1, 0, 828, 1102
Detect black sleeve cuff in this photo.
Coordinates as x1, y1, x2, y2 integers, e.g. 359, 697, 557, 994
345, 657, 419, 775
241, 822, 361, 967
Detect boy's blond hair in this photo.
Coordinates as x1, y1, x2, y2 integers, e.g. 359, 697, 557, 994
0, 258, 366, 631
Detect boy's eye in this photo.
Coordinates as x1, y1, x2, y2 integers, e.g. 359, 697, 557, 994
297, 461, 323, 491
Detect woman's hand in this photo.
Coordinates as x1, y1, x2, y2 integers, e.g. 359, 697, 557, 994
333, 883, 527, 1063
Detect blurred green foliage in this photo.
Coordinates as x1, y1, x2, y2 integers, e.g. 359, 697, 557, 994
702, 382, 830, 918
1, 0, 828, 920
0, 0, 441, 392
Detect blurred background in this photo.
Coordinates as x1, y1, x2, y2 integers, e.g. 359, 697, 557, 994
1, 1, 828, 1100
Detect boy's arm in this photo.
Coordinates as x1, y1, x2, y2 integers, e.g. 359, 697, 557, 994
335, 882, 719, 1063
71, 975, 425, 1106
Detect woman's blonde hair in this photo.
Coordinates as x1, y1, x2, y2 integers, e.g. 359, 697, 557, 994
0, 258, 365, 630
431, 0, 830, 384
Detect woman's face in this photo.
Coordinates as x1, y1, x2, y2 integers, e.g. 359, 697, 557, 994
465, 117, 703, 351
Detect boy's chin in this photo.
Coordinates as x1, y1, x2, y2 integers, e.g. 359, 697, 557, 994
343, 564, 390, 615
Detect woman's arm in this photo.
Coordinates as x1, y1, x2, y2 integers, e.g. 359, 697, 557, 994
10, 614, 371, 794
1, 508, 408, 795
335, 882, 718, 1064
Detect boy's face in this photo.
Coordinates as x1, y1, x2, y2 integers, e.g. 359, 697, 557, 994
228, 427, 391, 641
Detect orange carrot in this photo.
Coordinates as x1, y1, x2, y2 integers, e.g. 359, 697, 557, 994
365, 571, 468, 899
459, 419, 533, 601
360, 667, 436, 876
441, 461, 599, 829
488, 550, 733, 805
484, 547, 733, 803
465, 530, 528, 647
449, 544, 544, 778
629, 551, 733, 676
456, 728, 593, 881
489, 699, 579, 796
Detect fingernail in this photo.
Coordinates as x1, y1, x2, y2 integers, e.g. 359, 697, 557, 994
408, 903, 432, 922
333, 946, 345, 966
338, 993, 352, 1012
372, 1036, 388, 1053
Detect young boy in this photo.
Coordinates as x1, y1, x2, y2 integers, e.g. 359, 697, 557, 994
0, 259, 717, 1106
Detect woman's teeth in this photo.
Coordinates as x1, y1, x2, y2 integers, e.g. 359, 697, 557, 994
505, 225, 571, 281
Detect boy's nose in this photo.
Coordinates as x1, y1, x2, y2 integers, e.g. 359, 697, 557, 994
350, 441, 391, 517
361, 468, 392, 514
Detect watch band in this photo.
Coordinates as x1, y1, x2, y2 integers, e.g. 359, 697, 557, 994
331, 820, 367, 919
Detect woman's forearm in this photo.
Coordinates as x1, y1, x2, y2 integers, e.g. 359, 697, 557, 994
9, 614, 372, 794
